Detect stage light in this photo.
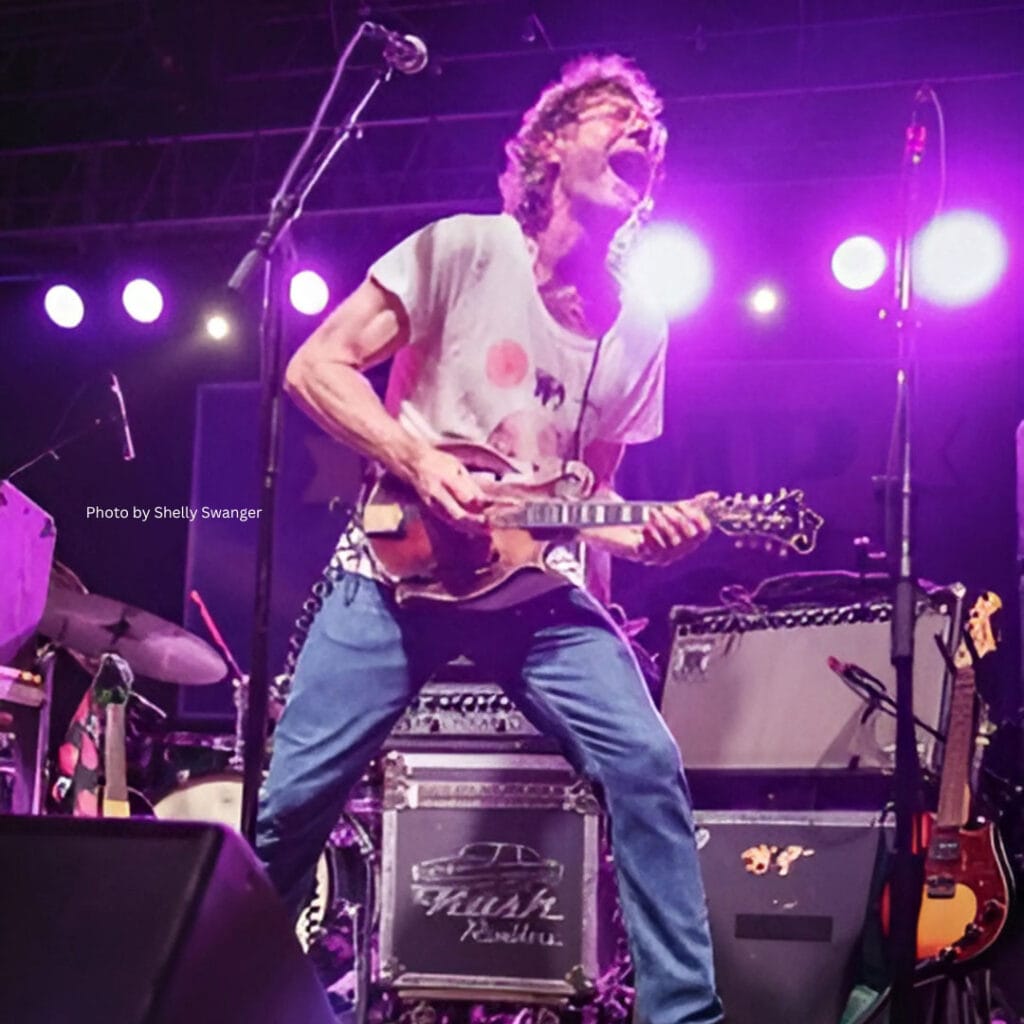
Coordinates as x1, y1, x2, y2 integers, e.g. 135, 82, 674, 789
832, 235, 887, 291
748, 283, 781, 317
912, 210, 1008, 308
289, 270, 329, 316
44, 284, 85, 329
626, 223, 713, 319
122, 278, 164, 324
205, 313, 232, 341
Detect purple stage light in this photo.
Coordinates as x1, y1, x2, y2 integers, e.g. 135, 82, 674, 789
626, 223, 713, 319
912, 210, 1008, 308
831, 235, 887, 291
44, 284, 85, 329
122, 278, 164, 323
748, 283, 781, 317
289, 270, 329, 316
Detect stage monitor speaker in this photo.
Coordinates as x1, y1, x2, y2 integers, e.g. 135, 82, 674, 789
662, 583, 963, 772
695, 810, 890, 1024
0, 815, 335, 1024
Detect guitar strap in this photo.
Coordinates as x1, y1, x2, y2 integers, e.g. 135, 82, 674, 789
50, 653, 135, 816
50, 684, 103, 816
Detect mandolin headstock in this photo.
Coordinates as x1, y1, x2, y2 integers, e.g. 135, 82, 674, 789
711, 489, 824, 555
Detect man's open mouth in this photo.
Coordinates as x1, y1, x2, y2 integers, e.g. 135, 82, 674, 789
608, 149, 651, 194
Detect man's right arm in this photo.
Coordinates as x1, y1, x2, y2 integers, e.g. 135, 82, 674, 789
284, 276, 486, 526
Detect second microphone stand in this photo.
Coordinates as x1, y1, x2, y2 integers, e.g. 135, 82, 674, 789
885, 111, 929, 1024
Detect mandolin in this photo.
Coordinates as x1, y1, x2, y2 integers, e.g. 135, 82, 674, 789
362, 441, 824, 608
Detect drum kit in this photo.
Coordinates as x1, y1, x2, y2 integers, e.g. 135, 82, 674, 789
3, 548, 379, 976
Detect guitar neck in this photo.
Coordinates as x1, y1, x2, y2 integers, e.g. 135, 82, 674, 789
934, 666, 976, 830
102, 702, 131, 818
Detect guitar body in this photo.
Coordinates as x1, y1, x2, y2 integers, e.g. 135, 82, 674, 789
916, 816, 1014, 962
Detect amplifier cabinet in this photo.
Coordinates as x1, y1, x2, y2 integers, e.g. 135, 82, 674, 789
385, 681, 550, 752
663, 588, 963, 772
0, 652, 53, 814
695, 810, 891, 1024
378, 751, 617, 1002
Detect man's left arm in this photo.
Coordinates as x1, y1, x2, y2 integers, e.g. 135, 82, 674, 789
581, 439, 715, 565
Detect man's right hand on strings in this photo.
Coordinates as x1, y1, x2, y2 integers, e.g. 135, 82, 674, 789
406, 445, 489, 531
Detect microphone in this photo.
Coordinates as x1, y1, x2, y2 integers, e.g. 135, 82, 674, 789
362, 21, 429, 75
903, 86, 930, 167
109, 373, 136, 461
903, 120, 927, 167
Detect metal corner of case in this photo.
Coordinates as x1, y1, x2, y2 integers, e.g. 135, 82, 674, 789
564, 777, 601, 815
379, 956, 404, 983
383, 751, 412, 810
565, 964, 596, 998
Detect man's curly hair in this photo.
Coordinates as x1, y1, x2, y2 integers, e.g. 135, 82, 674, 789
499, 54, 666, 237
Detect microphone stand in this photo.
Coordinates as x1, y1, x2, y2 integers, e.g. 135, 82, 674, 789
228, 24, 395, 846
5, 408, 130, 480
886, 106, 929, 1024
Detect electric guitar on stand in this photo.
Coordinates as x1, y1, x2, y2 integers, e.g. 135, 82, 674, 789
362, 440, 824, 608
915, 591, 1013, 965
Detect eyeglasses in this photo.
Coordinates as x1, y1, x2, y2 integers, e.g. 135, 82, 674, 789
576, 101, 663, 156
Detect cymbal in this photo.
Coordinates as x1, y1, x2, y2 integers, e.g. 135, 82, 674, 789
39, 585, 227, 686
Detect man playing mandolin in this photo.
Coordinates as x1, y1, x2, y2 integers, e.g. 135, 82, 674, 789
257, 55, 724, 1024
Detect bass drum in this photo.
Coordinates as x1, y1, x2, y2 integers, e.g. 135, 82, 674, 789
153, 773, 332, 952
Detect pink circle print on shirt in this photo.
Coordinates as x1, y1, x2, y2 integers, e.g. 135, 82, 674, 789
485, 339, 530, 388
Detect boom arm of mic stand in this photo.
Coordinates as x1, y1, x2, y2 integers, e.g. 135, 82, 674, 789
229, 41, 399, 849
5, 408, 131, 481
228, 66, 392, 294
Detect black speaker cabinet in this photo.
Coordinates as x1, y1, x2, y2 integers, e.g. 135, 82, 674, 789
695, 810, 890, 1024
378, 750, 619, 1002
0, 815, 335, 1024
663, 585, 963, 772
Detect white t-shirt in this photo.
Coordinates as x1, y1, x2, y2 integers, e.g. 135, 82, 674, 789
335, 212, 668, 596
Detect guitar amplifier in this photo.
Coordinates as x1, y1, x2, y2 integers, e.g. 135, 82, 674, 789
661, 580, 963, 772
377, 750, 621, 1003
385, 658, 555, 753
0, 652, 54, 815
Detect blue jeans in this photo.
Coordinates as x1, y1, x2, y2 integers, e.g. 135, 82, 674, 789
257, 570, 723, 1024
